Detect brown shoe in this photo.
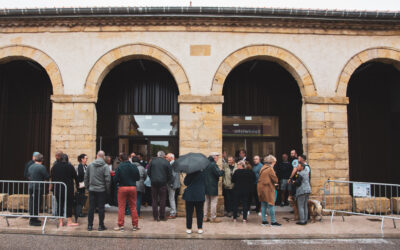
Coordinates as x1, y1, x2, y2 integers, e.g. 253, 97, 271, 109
210, 218, 222, 223
203, 218, 210, 222
167, 215, 176, 219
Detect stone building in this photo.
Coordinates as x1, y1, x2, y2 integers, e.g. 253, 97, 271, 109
0, 7, 399, 201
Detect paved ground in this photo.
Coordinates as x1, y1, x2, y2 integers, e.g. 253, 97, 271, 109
0, 234, 399, 250
0, 206, 399, 239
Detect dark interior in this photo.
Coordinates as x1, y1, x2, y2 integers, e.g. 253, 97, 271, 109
0, 60, 52, 180
223, 59, 303, 160
96, 59, 179, 159
347, 62, 400, 184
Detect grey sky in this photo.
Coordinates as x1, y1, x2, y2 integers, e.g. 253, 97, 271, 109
0, 0, 399, 11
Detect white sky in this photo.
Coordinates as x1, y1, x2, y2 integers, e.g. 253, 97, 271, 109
0, 0, 399, 11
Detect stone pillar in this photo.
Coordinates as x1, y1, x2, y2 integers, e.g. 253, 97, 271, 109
50, 95, 97, 166
176, 95, 225, 217
303, 96, 350, 197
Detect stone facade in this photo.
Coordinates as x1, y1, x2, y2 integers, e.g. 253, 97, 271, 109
303, 97, 350, 196
50, 96, 97, 165
1, 9, 400, 208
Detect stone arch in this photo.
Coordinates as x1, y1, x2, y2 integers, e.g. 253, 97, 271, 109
84, 43, 190, 98
0, 45, 63, 94
211, 45, 317, 97
336, 47, 400, 97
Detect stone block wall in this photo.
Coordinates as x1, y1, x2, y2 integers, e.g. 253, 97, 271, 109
303, 97, 350, 196
177, 96, 225, 216
50, 96, 97, 166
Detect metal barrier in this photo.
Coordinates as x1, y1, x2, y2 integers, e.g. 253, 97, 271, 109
322, 180, 400, 231
0, 180, 67, 233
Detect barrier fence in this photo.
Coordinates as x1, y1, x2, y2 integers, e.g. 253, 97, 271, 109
0, 180, 67, 233
322, 180, 400, 231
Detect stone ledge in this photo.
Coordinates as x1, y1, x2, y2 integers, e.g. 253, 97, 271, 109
51, 95, 97, 103
304, 96, 349, 105
178, 95, 224, 104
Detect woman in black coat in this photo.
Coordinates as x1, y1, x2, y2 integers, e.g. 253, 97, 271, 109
182, 170, 205, 234
232, 161, 256, 222
74, 153, 88, 222
51, 154, 79, 227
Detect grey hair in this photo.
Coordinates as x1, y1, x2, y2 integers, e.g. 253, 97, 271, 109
237, 160, 246, 167
157, 151, 166, 158
34, 153, 44, 162
263, 155, 277, 165
168, 153, 175, 160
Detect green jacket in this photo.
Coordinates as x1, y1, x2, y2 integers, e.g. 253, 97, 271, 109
222, 162, 237, 189
204, 156, 224, 196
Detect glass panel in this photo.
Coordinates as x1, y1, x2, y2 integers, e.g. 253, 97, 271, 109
118, 115, 178, 136
223, 139, 245, 159
251, 141, 276, 158
223, 116, 279, 137
149, 140, 178, 158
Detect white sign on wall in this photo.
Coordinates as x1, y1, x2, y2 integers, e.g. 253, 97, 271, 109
353, 183, 371, 197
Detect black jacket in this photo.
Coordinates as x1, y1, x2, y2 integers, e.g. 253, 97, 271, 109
24, 160, 35, 180
182, 171, 206, 202
77, 163, 87, 191
276, 161, 293, 180
148, 157, 172, 186
114, 161, 140, 187
232, 169, 256, 195
51, 162, 78, 195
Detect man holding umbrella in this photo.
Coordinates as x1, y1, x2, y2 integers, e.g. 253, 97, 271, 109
203, 152, 224, 223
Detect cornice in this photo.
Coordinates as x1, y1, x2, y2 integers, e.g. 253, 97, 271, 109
0, 16, 399, 34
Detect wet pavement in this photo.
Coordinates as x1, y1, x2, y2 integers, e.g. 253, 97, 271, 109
1, 234, 400, 250
0, 206, 399, 239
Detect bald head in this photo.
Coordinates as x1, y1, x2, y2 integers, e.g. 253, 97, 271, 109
97, 150, 105, 159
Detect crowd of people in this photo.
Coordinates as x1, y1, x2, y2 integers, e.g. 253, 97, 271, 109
23, 148, 312, 234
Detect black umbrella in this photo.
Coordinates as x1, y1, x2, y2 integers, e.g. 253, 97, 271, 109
173, 152, 210, 174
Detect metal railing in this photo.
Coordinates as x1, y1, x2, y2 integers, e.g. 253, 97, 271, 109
322, 180, 400, 231
0, 180, 67, 233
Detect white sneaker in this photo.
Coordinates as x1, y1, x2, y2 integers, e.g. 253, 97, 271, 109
248, 211, 250, 215
186, 229, 192, 234
258, 212, 261, 216
197, 229, 204, 234
105, 204, 111, 208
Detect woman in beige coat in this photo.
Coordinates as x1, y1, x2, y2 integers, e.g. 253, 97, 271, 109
257, 155, 281, 226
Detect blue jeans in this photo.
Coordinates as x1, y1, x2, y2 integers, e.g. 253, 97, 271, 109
261, 201, 276, 223
137, 191, 143, 216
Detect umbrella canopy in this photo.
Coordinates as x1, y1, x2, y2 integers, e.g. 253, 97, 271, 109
173, 152, 210, 174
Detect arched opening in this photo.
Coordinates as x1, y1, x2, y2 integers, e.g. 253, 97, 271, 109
0, 60, 53, 180
347, 61, 400, 184
222, 59, 303, 160
96, 59, 179, 161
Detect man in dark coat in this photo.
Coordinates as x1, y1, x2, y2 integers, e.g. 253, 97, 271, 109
27, 153, 49, 226
24, 152, 40, 180
147, 151, 172, 221
203, 152, 224, 223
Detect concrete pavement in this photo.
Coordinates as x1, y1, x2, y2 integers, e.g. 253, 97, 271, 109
0, 206, 399, 239
0, 235, 399, 250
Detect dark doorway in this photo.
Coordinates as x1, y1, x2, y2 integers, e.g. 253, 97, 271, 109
96, 59, 179, 161
222, 59, 303, 161
0, 60, 53, 180
347, 62, 400, 184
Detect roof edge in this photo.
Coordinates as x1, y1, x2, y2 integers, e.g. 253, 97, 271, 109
0, 7, 399, 20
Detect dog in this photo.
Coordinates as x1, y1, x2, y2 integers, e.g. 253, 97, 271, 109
288, 196, 323, 223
